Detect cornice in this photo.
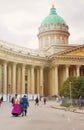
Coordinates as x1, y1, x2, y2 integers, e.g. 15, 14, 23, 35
0, 40, 47, 58
49, 55, 84, 66
38, 30, 69, 38
0, 45, 47, 60
0, 46, 50, 66
56, 44, 84, 55
49, 55, 84, 61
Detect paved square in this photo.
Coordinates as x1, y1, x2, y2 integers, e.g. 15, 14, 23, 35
0, 101, 84, 130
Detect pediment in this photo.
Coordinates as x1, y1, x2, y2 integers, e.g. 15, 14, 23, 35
70, 49, 84, 56
57, 44, 84, 57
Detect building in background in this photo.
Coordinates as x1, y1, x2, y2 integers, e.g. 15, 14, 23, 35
0, 4, 84, 101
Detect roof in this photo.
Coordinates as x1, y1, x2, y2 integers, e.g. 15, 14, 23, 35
41, 5, 66, 26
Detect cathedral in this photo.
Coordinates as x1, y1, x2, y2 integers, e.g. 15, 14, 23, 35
0, 4, 84, 101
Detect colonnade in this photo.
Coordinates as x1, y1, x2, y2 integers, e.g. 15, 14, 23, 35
0, 62, 45, 101
0, 61, 83, 101
49, 64, 82, 96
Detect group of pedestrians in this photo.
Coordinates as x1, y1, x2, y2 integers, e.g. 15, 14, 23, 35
35, 96, 47, 106
11, 94, 29, 117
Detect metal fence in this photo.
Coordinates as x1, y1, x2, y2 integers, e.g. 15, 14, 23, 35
61, 98, 84, 107
47, 96, 84, 108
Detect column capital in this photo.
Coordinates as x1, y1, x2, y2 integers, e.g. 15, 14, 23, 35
65, 64, 70, 68
50, 64, 59, 68
76, 65, 81, 68
12, 62, 17, 66
31, 65, 35, 68
40, 65, 44, 68
55, 64, 59, 67
40, 66, 44, 72
3, 62, 7, 66
22, 64, 26, 67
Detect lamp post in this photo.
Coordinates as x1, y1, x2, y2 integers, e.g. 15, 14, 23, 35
70, 82, 72, 106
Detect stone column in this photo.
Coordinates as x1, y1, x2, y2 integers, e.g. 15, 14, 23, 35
65, 65, 70, 79
49, 68, 52, 95
37, 68, 40, 94
3, 62, 7, 94
8, 65, 12, 94
28, 67, 31, 94
52, 67, 55, 95
31, 66, 35, 94
76, 65, 80, 77
0, 65, 2, 94
54, 65, 59, 95
40, 66, 44, 96
22, 65, 25, 94
12, 63, 16, 94
17, 66, 21, 94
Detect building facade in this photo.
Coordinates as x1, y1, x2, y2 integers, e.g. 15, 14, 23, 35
0, 5, 84, 101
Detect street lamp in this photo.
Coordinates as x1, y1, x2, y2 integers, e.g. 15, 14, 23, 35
70, 82, 72, 106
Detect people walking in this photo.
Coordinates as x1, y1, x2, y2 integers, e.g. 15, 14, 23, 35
11, 96, 15, 106
43, 97, 46, 104
79, 96, 83, 109
1, 96, 3, 102
35, 96, 39, 106
20, 95, 29, 117
11, 95, 22, 117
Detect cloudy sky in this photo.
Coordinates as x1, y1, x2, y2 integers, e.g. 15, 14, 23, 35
0, 0, 84, 49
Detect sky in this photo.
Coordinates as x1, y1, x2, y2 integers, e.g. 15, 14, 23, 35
0, 0, 84, 49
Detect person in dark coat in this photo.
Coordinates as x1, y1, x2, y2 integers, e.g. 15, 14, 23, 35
1, 96, 3, 102
43, 97, 46, 104
35, 96, 39, 106
20, 95, 29, 117
11, 96, 15, 106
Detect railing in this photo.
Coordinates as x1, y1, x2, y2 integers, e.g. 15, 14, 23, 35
61, 98, 84, 108
0, 40, 47, 58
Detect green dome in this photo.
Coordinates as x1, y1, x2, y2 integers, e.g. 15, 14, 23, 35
41, 6, 66, 26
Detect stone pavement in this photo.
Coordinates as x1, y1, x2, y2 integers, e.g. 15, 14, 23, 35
0, 100, 84, 130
